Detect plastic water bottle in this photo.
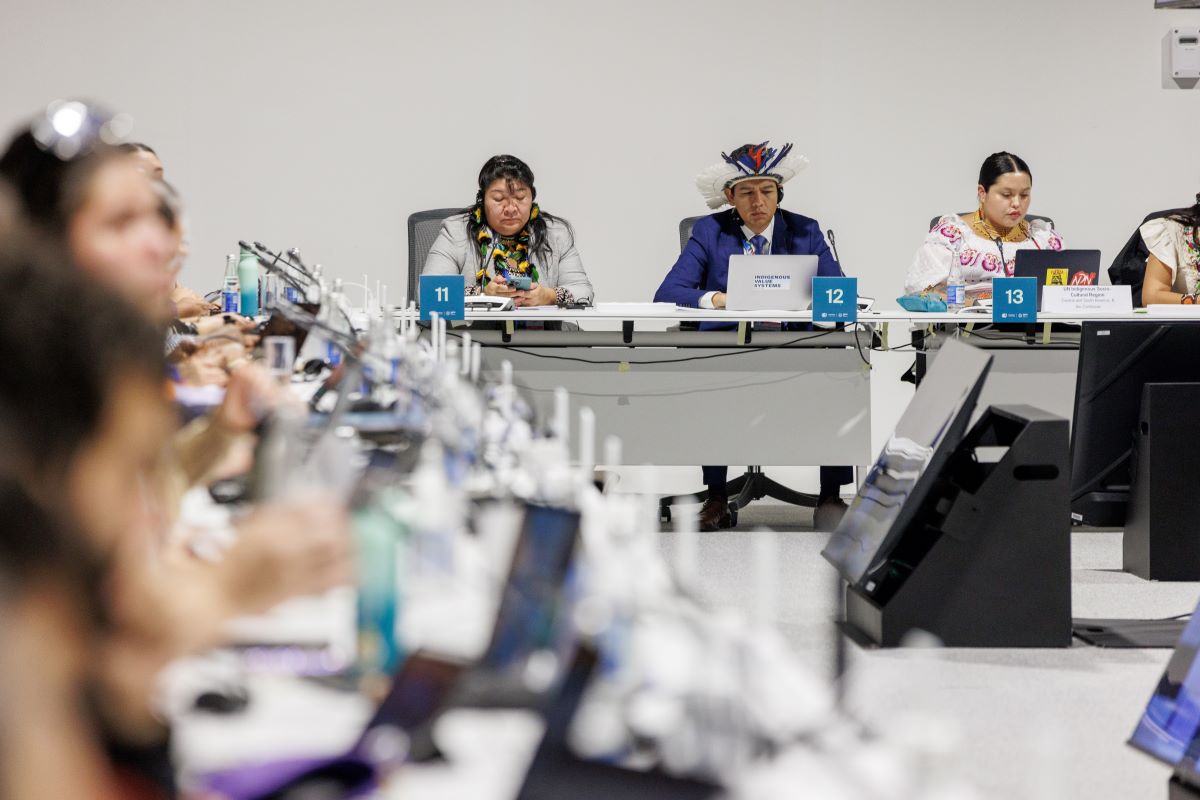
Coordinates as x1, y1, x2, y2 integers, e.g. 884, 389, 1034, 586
221, 254, 240, 313
238, 246, 259, 317
946, 247, 965, 313
325, 278, 352, 367
353, 488, 408, 678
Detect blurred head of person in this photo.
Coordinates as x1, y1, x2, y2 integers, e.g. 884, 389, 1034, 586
119, 141, 163, 179
0, 102, 177, 322
0, 245, 172, 555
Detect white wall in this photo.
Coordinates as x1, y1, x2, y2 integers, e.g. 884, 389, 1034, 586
2, 0, 1198, 492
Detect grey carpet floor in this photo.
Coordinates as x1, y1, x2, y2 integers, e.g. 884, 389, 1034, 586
658, 501, 1192, 800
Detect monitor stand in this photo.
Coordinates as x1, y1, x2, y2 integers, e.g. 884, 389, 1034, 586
1124, 382, 1200, 581
844, 405, 1073, 648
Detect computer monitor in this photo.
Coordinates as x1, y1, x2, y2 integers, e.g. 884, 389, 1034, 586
1069, 321, 1200, 526
1130, 610, 1200, 771
480, 504, 581, 676
822, 338, 992, 590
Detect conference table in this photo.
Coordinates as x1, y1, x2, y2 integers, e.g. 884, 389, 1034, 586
440, 305, 1180, 473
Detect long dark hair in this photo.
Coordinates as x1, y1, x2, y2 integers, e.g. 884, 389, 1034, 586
1167, 193, 1200, 252
462, 154, 572, 268
978, 151, 1032, 189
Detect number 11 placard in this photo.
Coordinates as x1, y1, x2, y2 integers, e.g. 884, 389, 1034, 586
992, 277, 1037, 323
419, 274, 466, 322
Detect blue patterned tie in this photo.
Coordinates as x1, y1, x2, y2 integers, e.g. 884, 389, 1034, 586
750, 234, 768, 255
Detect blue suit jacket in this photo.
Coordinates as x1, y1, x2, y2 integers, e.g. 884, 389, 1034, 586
654, 208, 842, 308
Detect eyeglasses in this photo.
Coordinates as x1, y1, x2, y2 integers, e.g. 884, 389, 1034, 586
29, 100, 132, 161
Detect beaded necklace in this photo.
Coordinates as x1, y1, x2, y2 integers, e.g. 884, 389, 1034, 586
969, 211, 1029, 244
472, 205, 541, 288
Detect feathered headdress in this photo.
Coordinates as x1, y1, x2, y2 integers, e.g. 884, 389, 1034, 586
694, 141, 809, 210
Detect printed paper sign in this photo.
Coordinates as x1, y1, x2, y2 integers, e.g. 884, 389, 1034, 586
1042, 285, 1133, 314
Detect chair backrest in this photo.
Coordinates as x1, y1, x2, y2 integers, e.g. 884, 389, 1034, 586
407, 207, 463, 303
678, 215, 705, 254
928, 213, 1054, 232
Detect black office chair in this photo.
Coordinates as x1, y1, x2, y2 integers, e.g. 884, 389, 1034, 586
928, 213, 1054, 231
678, 215, 703, 252
657, 215, 821, 526
406, 207, 463, 304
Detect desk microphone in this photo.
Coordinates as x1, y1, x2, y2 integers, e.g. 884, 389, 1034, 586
255, 254, 315, 300
826, 229, 846, 277
287, 247, 314, 277
250, 241, 314, 282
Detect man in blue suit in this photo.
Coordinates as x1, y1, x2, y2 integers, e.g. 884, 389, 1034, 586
654, 141, 852, 531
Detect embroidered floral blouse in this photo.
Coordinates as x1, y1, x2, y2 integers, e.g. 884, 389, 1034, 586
1140, 217, 1200, 296
904, 214, 1065, 297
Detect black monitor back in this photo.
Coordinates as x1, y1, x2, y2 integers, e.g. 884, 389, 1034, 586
1070, 321, 1200, 526
823, 338, 993, 586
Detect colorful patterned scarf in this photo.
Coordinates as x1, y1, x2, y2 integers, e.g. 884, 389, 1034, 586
473, 204, 541, 288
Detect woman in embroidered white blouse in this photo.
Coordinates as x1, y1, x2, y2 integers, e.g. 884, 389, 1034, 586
904, 152, 1064, 303
1141, 202, 1200, 305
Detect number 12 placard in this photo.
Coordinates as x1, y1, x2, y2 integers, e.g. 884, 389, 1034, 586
992, 277, 1037, 323
812, 277, 857, 323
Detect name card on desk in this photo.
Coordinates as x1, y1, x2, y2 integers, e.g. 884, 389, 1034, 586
992, 277, 1037, 323
1042, 285, 1133, 314
813, 277, 857, 323
419, 275, 465, 321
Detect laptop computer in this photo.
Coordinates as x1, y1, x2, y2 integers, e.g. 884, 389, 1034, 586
1012, 249, 1102, 309
725, 254, 818, 312
200, 503, 582, 799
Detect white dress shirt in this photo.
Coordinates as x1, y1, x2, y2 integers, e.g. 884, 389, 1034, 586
699, 217, 777, 309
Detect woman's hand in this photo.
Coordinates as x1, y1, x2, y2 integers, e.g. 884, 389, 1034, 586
484, 274, 518, 297
219, 499, 354, 616
173, 285, 219, 318
513, 282, 557, 307
194, 315, 256, 337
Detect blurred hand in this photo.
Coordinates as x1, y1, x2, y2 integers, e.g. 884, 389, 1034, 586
484, 275, 517, 297
176, 296, 220, 318
712, 292, 727, 309
221, 499, 353, 615
177, 348, 229, 387
194, 315, 256, 337
513, 283, 556, 307
214, 363, 279, 432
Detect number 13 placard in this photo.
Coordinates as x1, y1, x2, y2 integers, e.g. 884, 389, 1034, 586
992, 277, 1037, 323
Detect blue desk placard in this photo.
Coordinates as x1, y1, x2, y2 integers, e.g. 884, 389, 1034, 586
992, 277, 1037, 323
419, 274, 465, 322
812, 276, 858, 323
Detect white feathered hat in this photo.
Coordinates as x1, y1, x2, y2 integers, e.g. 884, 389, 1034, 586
695, 141, 809, 210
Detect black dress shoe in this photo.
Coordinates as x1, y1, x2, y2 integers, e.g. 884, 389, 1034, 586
813, 497, 848, 531
698, 496, 734, 532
